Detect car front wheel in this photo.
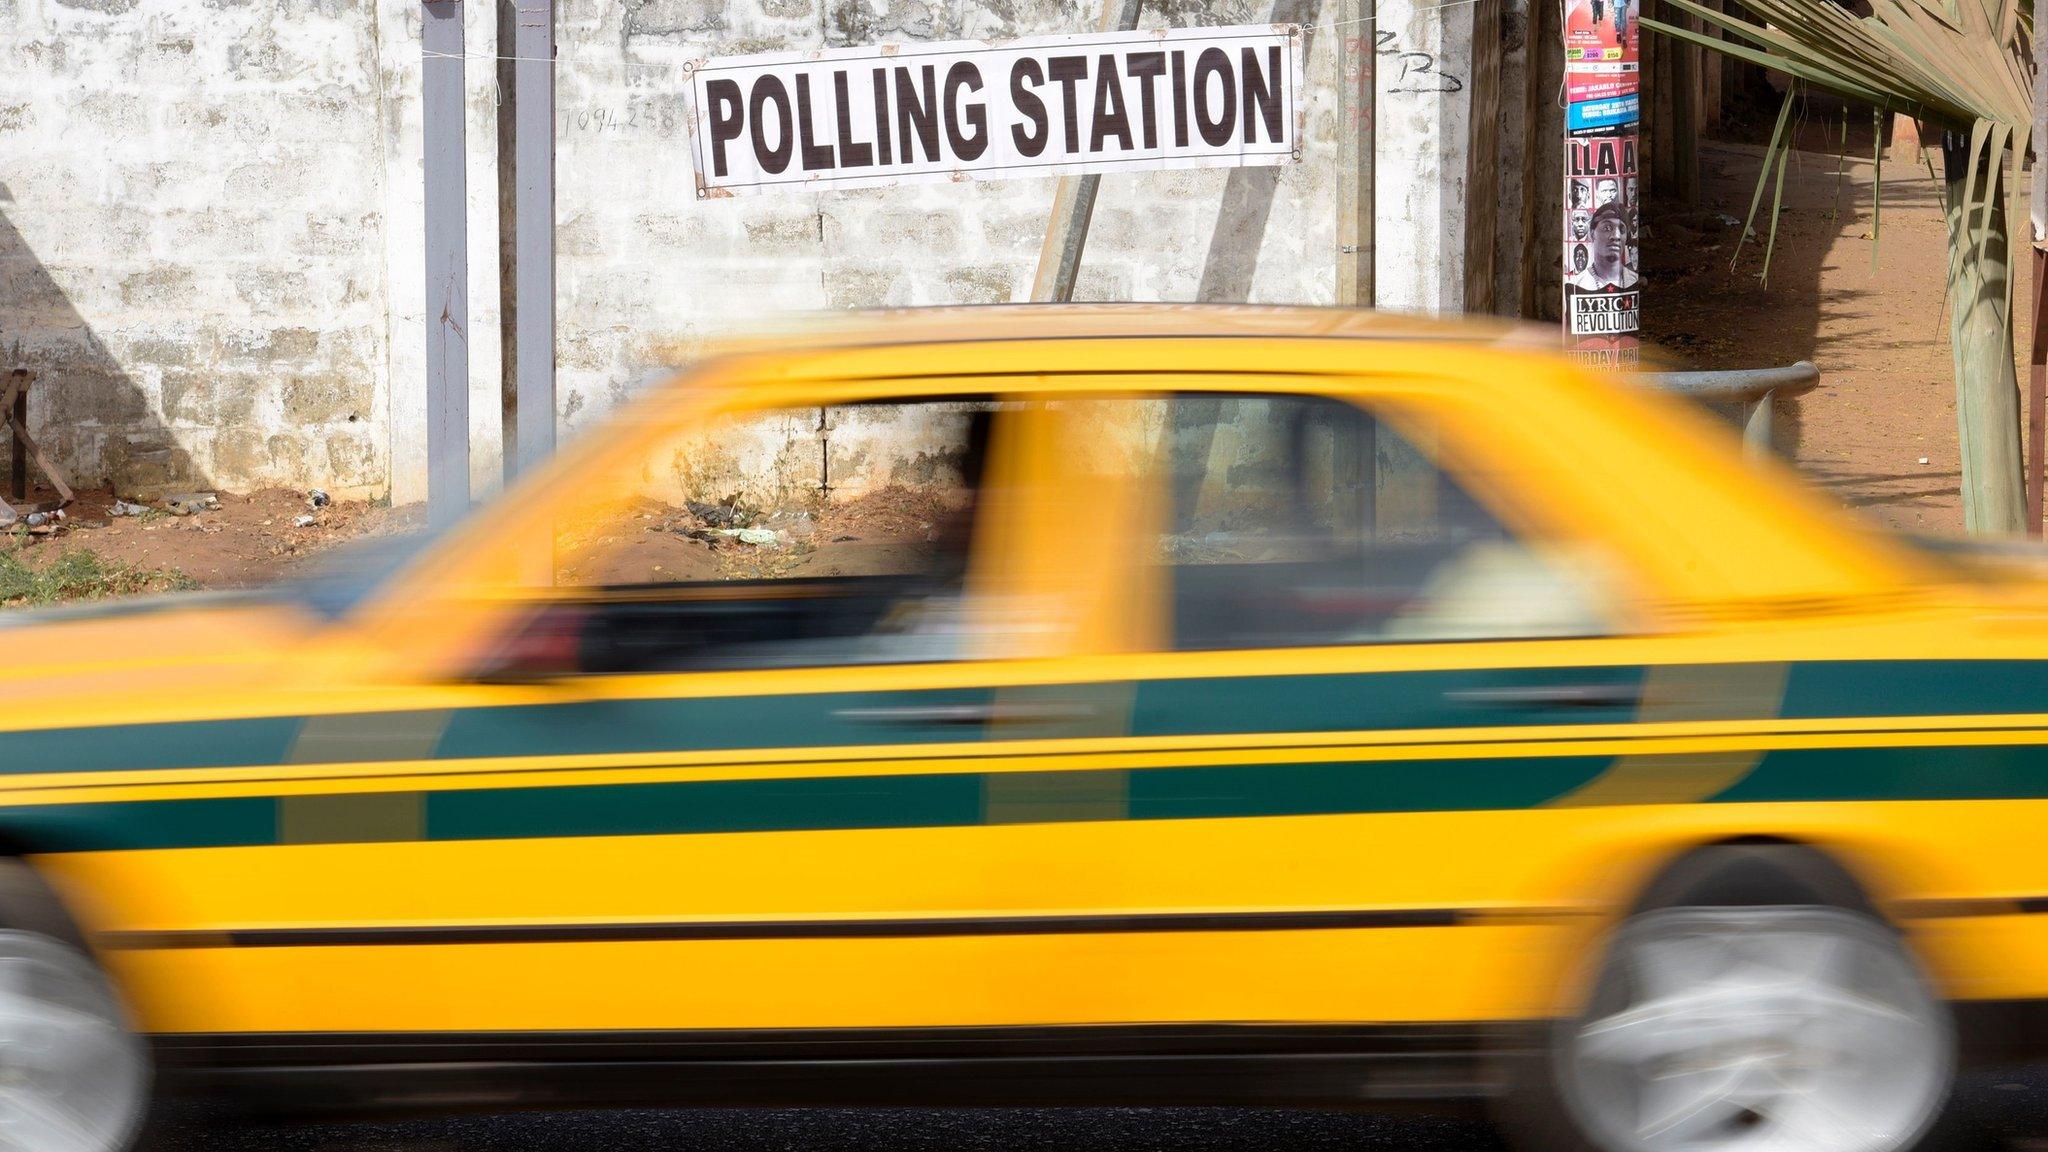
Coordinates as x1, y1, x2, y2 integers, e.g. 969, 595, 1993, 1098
0, 864, 150, 1152
1551, 905, 1954, 1152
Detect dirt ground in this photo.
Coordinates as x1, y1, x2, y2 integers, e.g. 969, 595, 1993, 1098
557, 486, 960, 587
0, 482, 961, 607
0, 488, 419, 597
1643, 133, 2027, 536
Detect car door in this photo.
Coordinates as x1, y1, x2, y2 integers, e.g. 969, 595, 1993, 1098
954, 382, 1686, 1030
97, 381, 1174, 1041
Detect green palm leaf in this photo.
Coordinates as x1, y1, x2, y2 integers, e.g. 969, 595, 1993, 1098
1644, 0, 2034, 533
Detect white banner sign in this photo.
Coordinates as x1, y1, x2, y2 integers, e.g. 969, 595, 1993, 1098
684, 25, 1304, 197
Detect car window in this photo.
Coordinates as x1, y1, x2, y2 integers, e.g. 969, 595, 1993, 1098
1136, 393, 1621, 651
536, 397, 1005, 673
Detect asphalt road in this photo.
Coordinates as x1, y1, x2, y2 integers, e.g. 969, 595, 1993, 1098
155, 1106, 1504, 1152
147, 1071, 2048, 1152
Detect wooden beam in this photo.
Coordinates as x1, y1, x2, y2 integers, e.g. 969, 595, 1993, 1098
1464, 0, 1502, 312
1672, 0, 1699, 204
1517, 0, 1562, 320
1701, 0, 1722, 126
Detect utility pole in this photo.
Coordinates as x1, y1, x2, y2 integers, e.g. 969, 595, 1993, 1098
422, 0, 470, 527
511, 0, 556, 478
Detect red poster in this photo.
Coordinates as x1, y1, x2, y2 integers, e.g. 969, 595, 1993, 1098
1564, 0, 1639, 104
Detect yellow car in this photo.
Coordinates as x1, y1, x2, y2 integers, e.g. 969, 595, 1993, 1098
0, 306, 2039, 1152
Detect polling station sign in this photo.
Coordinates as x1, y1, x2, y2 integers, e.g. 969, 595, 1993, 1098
683, 26, 1304, 197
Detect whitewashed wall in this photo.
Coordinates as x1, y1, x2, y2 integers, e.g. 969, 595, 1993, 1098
0, 0, 1499, 500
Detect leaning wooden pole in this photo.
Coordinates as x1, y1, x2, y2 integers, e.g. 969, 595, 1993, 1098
1030, 0, 1146, 301
2027, 24, 2047, 536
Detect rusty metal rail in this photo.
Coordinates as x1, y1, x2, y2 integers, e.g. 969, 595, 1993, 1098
1640, 361, 1820, 456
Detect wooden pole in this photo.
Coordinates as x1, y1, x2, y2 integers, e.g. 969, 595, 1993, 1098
1671, 3, 1699, 204
1336, 0, 1376, 307
1464, 0, 1501, 311
9, 372, 24, 502
1701, 0, 1722, 127
2028, 23, 2047, 535
1029, 0, 1146, 302
1517, 0, 1561, 319
1887, 112, 1923, 168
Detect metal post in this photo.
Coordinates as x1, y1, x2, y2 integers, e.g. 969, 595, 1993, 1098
1741, 393, 1773, 457
1029, 0, 1145, 302
512, 0, 556, 477
1336, 0, 1375, 306
423, 0, 470, 528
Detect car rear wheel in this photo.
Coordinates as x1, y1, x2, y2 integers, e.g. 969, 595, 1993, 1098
1551, 905, 1953, 1152
0, 866, 149, 1152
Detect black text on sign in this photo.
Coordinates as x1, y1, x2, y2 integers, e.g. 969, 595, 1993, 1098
684, 26, 1304, 196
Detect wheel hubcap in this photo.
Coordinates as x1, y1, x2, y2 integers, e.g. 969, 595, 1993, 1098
0, 931, 145, 1152
1560, 907, 1949, 1152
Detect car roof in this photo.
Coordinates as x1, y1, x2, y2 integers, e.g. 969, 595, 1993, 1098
661, 304, 1555, 365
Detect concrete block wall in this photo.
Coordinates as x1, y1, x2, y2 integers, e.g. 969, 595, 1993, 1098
0, 0, 1504, 501
0, 0, 392, 496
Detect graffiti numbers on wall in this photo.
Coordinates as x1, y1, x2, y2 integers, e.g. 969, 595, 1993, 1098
565, 100, 681, 135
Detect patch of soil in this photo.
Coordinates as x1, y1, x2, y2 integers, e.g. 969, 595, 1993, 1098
555, 496, 731, 586
1, 488, 418, 590
1641, 136, 2023, 536
558, 485, 964, 587
781, 485, 963, 579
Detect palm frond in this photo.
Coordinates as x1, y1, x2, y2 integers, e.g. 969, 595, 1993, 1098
1644, 0, 2028, 302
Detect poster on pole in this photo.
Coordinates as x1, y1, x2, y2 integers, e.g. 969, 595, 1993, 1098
1562, 0, 1640, 367
682, 26, 1305, 197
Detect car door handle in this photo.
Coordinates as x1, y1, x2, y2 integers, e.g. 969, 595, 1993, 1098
832, 703, 1100, 727
1444, 684, 1641, 710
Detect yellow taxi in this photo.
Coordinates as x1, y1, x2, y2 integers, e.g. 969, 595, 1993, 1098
0, 306, 2040, 1152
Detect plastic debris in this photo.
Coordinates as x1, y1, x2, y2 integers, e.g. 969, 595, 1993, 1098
165, 492, 219, 517
686, 498, 753, 529
292, 514, 317, 528
765, 509, 815, 539
307, 489, 330, 508
108, 500, 147, 517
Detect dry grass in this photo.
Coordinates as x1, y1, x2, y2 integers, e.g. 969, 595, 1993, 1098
0, 547, 198, 607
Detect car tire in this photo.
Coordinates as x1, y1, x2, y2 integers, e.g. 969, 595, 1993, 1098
0, 858, 153, 1152
1498, 855, 1965, 1152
